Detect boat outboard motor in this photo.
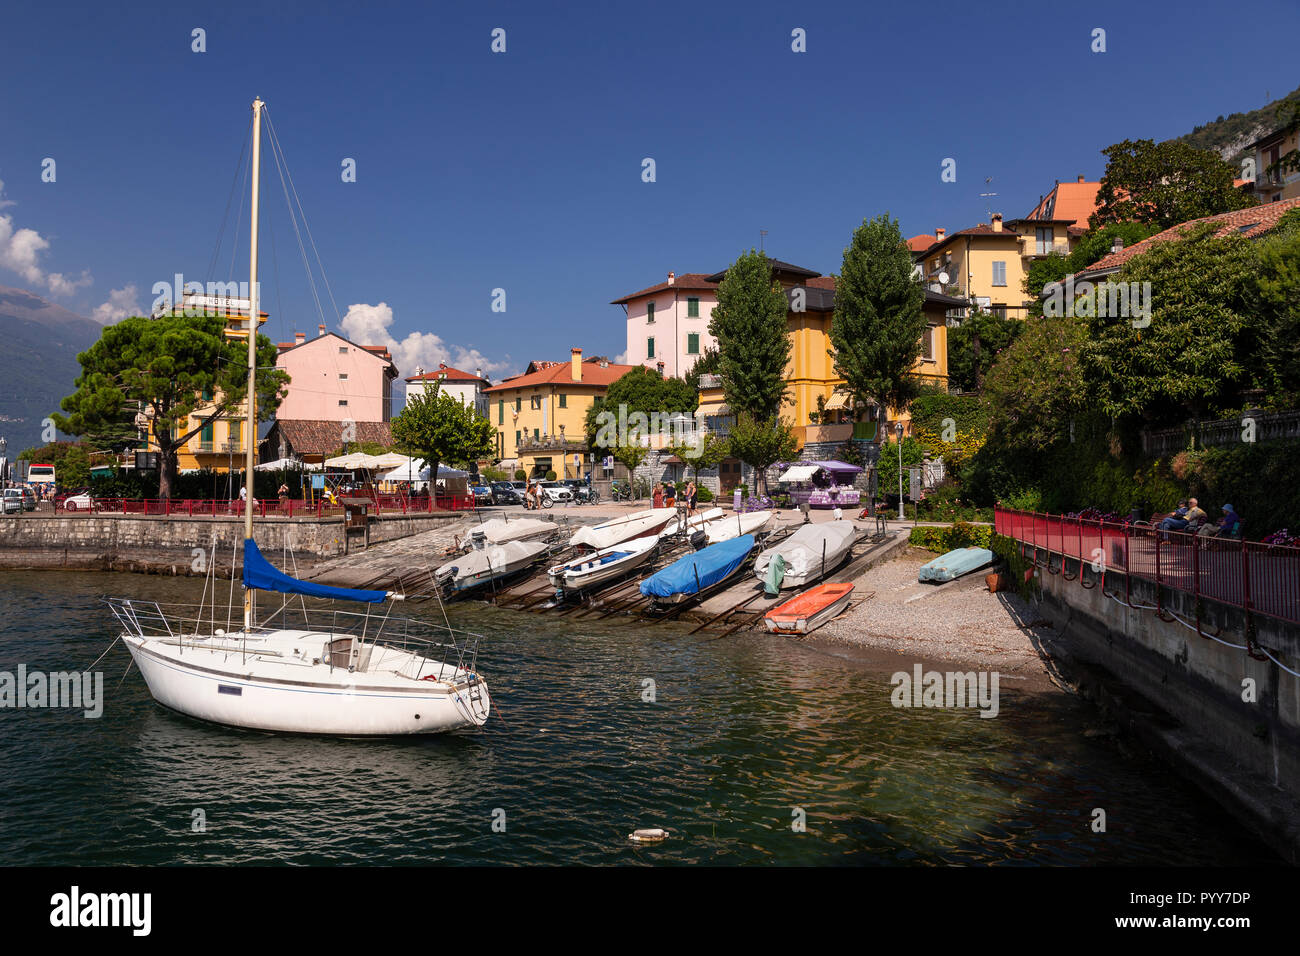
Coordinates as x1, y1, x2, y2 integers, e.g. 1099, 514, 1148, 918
689, 530, 708, 551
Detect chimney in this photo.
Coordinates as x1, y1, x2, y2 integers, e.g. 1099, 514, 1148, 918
294, 331, 306, 345
1111, 237, 1124, 254
935, 227, 946, 241
990, 213, 1003, 233
475, 367, 482, 381
1077, 175, 1086, 183
667, 271, 675, 285
571, 347, 583, 382
318, 323, 326, 337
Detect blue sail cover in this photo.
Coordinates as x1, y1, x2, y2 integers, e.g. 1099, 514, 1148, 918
640, 535, 755, 598
242, 539, 389, 603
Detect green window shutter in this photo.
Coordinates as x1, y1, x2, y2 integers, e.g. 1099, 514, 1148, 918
646, 302, 655, 323
559, 394, 567, 408
647, 337, 655, 358
515, 430, 521, 447
200, 422, 213, 443
534, 428, 539, 440
687, 333, 699, 354
498, 399, 504, 424
687, 297, 699, 317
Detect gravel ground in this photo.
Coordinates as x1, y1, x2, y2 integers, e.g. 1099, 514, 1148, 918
815, 548, 1062, 682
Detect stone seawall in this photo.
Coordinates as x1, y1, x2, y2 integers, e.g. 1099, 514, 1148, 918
1036, 557, 1300, 860
0, 511, 462, 575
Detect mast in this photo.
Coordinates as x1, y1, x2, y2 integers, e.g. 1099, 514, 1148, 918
244, 96, 264, 634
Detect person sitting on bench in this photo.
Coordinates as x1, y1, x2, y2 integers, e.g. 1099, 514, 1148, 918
1159, 499, 1191, 531
1198, 503, 1242, 538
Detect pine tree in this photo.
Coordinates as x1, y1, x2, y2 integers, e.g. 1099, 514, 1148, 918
830, 214, 926, 426
708, 250, 791, 421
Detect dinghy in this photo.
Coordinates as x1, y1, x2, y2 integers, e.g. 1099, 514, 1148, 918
568, 508, 677, 550
471, 516, 557, 545
435, 539, 550, 594
754, 521, 856, 591
918, 546, 994, 583
764, 582, 855, 635
658, 506, 725, 540
705, 509, 775, 544
548, 534, 660, 594
639, 534, 756, 605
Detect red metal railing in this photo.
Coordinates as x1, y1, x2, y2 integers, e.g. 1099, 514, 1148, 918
55, 492, 477, 518
994, 507, 1300, 626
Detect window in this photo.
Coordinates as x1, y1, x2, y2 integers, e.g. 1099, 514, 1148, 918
530, 395, 542, 410
921, 326, 933, 360
338, 399, 348, 407
646, 302, 655, 323
1035, 227, 1053, 256
200, 422, 213, 445
559, 394, 567, 408
992, 261, 1007, 287
498, 400, 504, 425
534, 428, 539, 440
229, 420, 242, 446
687, 297, 699, 318
515, 397, 521, 412
647, 337, 655, 359
687, 333, 700, 355
338, 346, 348, 354
201, 388, 213, 402
339, 372, 348, 381
515, 430, 521, 448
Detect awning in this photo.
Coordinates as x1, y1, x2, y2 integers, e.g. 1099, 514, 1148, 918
778, 465, 820, 483
809, 459, 863, 474
697, 401, 732, 417
824, 390, 852, 411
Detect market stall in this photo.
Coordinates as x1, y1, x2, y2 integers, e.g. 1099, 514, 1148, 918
776, 460, 862, 508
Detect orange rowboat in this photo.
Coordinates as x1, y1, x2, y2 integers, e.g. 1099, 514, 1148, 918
763, 582, 855, 635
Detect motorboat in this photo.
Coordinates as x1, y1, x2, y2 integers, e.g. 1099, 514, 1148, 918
705, 509, 775, 544
435, 539, 550, 593
918, 546, 994, 583
568, 508, 677, 550
657, 506, 725, 540
764, 582, 855, 635
754, 521, 856, 591
639, 534, 756, 605
548, 534, 660, 594
469, 516, 557, 545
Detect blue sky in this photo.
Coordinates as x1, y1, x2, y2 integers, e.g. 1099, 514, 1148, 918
1, 0, 1296, 382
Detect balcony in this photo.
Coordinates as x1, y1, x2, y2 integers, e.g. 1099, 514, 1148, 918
1027, 244, 1071, 258
518, 434, 587, 454
801, 422, 854, 444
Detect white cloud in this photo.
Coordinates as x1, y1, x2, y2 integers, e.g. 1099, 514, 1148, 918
91, 284, 141, 325
339, 302, 514, 389
0, 178, 94, 297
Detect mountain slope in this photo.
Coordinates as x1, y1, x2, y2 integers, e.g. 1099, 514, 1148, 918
0, 286, 103, 456
1173, 83, 1300, 164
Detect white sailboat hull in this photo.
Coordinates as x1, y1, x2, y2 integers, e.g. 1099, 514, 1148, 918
705, 510, 775, 544
568, 509, 677, 550
437, 540, 549, 592
548, 535, 659, 591
124, 633, 489, 736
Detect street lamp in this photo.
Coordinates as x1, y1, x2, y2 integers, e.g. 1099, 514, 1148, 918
0, 436, 6, 488
895, 421, 905, 522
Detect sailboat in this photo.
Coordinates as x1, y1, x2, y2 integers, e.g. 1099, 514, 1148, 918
106, 98, 491, 735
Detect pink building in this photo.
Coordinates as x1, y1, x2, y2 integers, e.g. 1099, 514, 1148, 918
275, 325, 398, 423
611, 271, 719, 378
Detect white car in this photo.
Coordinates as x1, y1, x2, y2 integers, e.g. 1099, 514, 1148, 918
62, 492, 94, 512
539, 481, 573, 503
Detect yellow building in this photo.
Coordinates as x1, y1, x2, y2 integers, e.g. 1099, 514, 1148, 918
915, 216, 1030, 319
485, 349, 637, 479
141, 292, 269, 473
1248, 123, 1300, 203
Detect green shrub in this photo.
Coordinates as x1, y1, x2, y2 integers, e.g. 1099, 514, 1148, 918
695, 485, 714, 502
514, 469, 526, 481
545, 470, 557, 481
908, 520, 992, 553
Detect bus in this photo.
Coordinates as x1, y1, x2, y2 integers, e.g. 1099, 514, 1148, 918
27, 463, 56, 485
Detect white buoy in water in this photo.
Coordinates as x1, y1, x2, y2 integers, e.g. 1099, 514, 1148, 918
629, 828, 668, 843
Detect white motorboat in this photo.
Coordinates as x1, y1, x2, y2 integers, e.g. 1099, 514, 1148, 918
108, 98, 490, 736
470, 516, 557, 545
436, 539, 549, 593
754, 521, 857, 590
568, 508, 677, 550
548, 534, 660, 593
657, 506, 725, 540
705, 509, 776, 544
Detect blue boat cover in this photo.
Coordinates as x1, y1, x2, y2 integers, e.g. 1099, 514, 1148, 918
242, 538, 389, 603
640, 535, 755, 598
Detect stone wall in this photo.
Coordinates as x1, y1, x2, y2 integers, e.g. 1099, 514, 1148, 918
0, 511, 460, 575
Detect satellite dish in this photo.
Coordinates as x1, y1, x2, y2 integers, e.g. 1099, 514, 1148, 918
938, 271, 950, 285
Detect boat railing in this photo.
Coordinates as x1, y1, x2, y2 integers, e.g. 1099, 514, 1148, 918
103, 597, 482, 680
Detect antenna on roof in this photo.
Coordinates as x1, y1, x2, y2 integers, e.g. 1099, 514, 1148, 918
759, 229, 767, 252
980, 177, 998, 219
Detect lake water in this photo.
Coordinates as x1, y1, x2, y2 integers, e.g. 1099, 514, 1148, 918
0, 570, 1277, 865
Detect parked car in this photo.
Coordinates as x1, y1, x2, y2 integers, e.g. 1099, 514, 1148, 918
539, 481, 573, 504
1, 489, 24, 514
490, 481, 523, 505
470, 482, 493, 501
61, 492, 95, 512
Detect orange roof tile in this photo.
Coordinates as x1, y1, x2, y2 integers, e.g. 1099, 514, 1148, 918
485, 357, 638, 393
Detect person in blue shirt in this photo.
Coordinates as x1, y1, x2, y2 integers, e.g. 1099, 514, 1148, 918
1159, 499, 1190, 531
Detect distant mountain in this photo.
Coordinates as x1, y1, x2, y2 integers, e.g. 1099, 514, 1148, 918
0, 286, 103, 456
1173, 84, 1300, 165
